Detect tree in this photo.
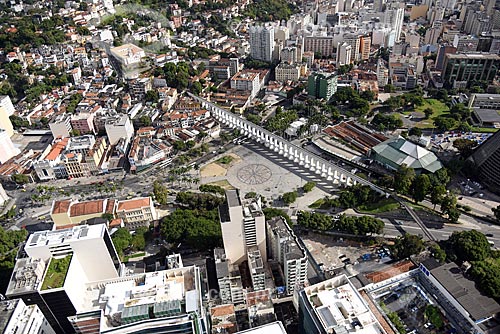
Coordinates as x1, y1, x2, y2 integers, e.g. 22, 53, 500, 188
101, 213, 114, 222
423, 107, 433, 119
447, 230, 491, 262
191, 81, 203, 95
453, 139, 476, 157
145, 90, 159, 103
430, 244, 446, 262
408, 127, 422, 137
303, 181, 316, 193
12, 174, 29, 184
440, 193, 460, 222
412, 174, 431, 203
394, 164, 416, 194
153, 181, 168, 205
390, 234, 425, 260
282, 191, 298, 205
360, 90, 375, 102
425, 305, 444, 330
470, 261, 500, 298
263, 207, 291, 225
430, 184, 446, 209
434, 117, 456, 131
384, 84, 395, 93
492, 205, 500, 222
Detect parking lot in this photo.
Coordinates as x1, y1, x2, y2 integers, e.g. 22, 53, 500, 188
301, 232, 394, 275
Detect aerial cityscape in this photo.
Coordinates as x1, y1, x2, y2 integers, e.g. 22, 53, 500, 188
1, 0, 500, 333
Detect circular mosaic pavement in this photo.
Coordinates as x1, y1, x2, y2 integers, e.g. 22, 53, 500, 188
236, 164, 272, 185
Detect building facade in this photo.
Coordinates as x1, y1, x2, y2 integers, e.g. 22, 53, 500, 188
442, 53, 500, 87
115, 197, 156, 229
249, 26, 274, 62
307, 72, 338, 100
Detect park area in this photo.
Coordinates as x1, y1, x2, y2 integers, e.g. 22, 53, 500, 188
403, 99, 449, 129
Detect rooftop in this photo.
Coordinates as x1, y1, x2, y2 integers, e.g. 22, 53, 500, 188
77, 266, 201, 331
26, 224, 106, 249
236, 321, 287, 333
6, 258, 46, 296
371, 136, 443, 173
302, 275, 385, 334
116, 197, 151, 211
69, 199, 105, 217
422, 259, 500, 321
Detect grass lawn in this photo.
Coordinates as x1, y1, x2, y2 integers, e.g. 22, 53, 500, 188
41, 255, 72, 290
207, 179, 235, 190
411, 99, 450, 129
357, 198, 400, 213
470, 127, 499, 133
309, 198, 326, 209
217, 156, 234, 165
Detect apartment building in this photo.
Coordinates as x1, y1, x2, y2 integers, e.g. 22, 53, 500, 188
50, 198, 115, 228
275, 62, 301, 82
230, 71, 261, 98
267, 217, 308, 295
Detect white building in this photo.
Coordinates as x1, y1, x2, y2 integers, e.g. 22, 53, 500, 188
267, 217, 308, 295
0, 95, 15, 116
0, 129, 20, 163
343, 33, 360, 62
299, 275, 387, 333
6, 224, 121, 334
249, 25, 275, 62
336, 42, 352, 66
23, 224, 121, 279
105, 114, 135, 146
230, 71, 261, 98
236, 322, 287, 334
110, 44, 146, 66
280, 46, 298, 64
49, 114, 72, 138
219, 190, 266, 265
275, 63, 301, 82
0, 299, 56, 334
0, 183, 9, 206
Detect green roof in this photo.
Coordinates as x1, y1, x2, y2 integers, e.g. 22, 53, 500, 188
41, 254, 73, 290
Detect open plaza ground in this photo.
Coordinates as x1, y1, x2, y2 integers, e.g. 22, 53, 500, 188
198, 143, 329, 210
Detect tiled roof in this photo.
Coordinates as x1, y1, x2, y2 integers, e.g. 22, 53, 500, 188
52, 200, 71, 214
69, 200, 105, 217
211, 304, 235, 317
116, 197, 150, 211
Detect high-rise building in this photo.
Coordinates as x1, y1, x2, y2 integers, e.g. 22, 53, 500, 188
0, 95, 15, 116
336, 42, 352, 66
435, 45, 457, 70
0, 298, 56, 334
304, 36, 335, 57
441, 53, 500, 87
275, 63, 301, 82
214, 249, 245, 305
359, 35, 372, 61
453, 35, 479, 52
0, 129, 20, 163
469, 130, 500, 192
0, 105, 14, 137
280, 46, 298, 64
307, 72, 338, 100
6, 224, 121, 334
247, 246, 266, 291
218, 190, 266, 265
267, 217, 308, 295
386, 5, 404, 42
68, 266, 208, 334
249, 26, 275, 62
343, 33, 360, 62
298, 275, 387, 334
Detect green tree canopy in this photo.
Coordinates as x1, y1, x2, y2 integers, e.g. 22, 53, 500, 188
447, 230, 491, 262
390, 233, 425, 260
394, 164, 416, 194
